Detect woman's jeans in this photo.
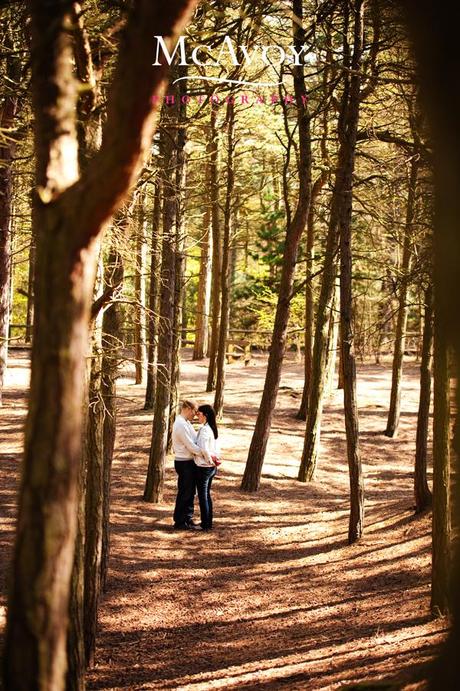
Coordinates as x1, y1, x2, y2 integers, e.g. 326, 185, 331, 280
195, 465, 217, 529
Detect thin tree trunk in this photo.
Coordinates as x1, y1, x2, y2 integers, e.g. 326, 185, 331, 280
25, 240, 36, 343
214, 99, 235, 419
296, 55, 330, 421
83, 332, 104, 668
385, 158, 419, 437
3, 2, 199, 687
414, 284, 433, 513
144, 181, 162, 410
134, 192, 148, 385
100, 245, 124, 591
144, 126, 177, 503
241, 0, 312, 492
338, 0, 365, 544
0, 39, 20, 405
325, 283, 340, 396
298, 1, 366, 484
206, 106, 221, 391
193, 203, 212, 360
168, 86, 187, 451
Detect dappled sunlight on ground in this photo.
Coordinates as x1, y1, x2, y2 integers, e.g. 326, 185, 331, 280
0, 349, 448, 689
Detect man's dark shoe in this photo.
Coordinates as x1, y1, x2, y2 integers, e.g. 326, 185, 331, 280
173, 523, 190, 531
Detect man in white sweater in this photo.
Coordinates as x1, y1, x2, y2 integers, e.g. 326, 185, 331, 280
172, 400, 203, 530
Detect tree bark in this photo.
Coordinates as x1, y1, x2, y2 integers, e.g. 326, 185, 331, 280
3, 1, 200, 688
298, 1, 365, 484
241, 0, 312, 492
144, 126, 178, 503
414, 284, 433, 513
193, 201, 212, 360
134, 192, 148, 385
144, 181, 162, 410
168, 86, 188, 451
82, 332, 105, 668
0, 35, 21, 405
100, 245, 124, 591
206, 106, 222, 391
339, 0, 365, 544
385, 157, 418, 437
214, 98, 235, 419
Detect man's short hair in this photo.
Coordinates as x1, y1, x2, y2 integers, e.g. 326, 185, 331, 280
181, 399, 197, 412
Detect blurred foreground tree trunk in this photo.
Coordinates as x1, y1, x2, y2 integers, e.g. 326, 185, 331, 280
2, 1, 200, 688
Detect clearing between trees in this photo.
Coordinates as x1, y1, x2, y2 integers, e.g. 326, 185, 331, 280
0, 349, 448, 689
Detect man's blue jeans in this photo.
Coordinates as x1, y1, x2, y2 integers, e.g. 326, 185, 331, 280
173, 460, 196, 526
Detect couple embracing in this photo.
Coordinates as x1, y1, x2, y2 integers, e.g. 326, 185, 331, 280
172, 400, 220, 532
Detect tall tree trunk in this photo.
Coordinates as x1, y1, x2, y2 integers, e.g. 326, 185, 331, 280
325, 283, 340, 396
82, 332, 104, 668
385, 158, 419, 437
296, 55, 330, 421
134, 191, 147, 385
241, 0, 312, 492
338, 0, 365, 544
100, 245, 124, 591
144, 181, 162, 410
193, 202, 212, 360
3, 2, 200, 687
431, 303, 451, 614
206, 106, 221, 391
144, 125, 178, 503
414, 284, 433, 513
25, 240, 36, 344
0, 38, 20, 405
168, 86, 188, 451
214, 99, 235, 419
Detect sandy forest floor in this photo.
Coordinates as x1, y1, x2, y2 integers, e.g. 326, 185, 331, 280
0, 349, 450, 690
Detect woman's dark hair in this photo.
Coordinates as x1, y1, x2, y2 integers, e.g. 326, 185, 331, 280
198, 404, 218, 439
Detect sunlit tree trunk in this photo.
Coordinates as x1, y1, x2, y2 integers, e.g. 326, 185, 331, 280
144, 181, 162, 410
338, 0, 365, 544
193, 202, 212, 360
241, 0, 312, 491
168, 86, 187, 451
100, 244, 124, 591
385, 158, 418, 437
144, 126, 178, 502
214, 99, 235, 419
134, 191, 148, 385
0, 36, 20, 405
206, 106, 221, 391
298, 0, 366, 484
